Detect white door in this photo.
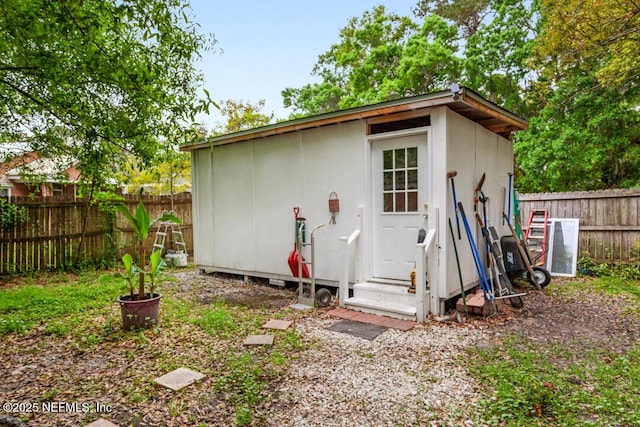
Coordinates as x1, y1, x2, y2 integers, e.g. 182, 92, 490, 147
371, 133, 428, 280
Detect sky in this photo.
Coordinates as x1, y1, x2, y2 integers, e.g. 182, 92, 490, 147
188, 1, 419, 129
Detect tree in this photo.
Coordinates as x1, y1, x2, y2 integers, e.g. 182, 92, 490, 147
534, 0, 640, 91
214, 99, 274, 134
281, 2, 538, 119
414, 0, 491, 37
282, 6, 464, 117
282, 6, 419, 116
0, 0, 214, 189
513, 0, 640, 192
514, 64, 640, 192
463, 0, 539, 117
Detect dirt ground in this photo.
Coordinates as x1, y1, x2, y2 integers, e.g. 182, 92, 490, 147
492, 280, 640, 353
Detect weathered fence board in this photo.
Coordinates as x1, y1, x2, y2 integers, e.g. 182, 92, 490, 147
519, 189, 640, 262
0, 193, 193, 274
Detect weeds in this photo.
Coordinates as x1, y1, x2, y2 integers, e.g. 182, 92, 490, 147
468, 334, 640, 426
468, 262, 640, 426
0, 271, 121, 337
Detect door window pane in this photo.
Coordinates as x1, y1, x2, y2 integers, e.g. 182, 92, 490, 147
407, 191, 418, 211
381, 147, 419, 213
395, 170, 406, 190
383, 150, 393, 170
407, 170, 417, 190
384, 172, 393, 191
407, 147, 417, 167
384, 193, 393, 212
395, 192, 406, 212
395, 149, 405, 168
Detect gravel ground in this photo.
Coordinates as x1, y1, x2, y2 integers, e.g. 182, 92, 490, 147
263, 317, 488, 426
172, 270, 490, 426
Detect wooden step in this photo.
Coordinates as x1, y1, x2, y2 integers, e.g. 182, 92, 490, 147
353, 281, 416, 306
344, 297, 417, 321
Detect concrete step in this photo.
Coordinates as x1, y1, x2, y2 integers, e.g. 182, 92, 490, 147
353, 281, 416, 306
344, 297, 417, 321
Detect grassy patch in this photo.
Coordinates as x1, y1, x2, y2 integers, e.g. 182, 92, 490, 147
0, 272, 122, 336
468, 271, 640, 426
468, 334, 640, 426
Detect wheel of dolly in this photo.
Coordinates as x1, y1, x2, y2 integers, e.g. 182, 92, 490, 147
314, 288, 332, 307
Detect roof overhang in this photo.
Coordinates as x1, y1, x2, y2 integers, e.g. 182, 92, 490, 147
181, 86, 528, 151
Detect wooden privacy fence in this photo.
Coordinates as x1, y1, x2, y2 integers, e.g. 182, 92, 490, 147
0, 193, 193, 274
519, 189, 640, 263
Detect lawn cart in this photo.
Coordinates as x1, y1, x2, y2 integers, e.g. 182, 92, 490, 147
500, 234, 551, 289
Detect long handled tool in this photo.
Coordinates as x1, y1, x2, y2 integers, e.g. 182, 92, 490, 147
476, 213, 525, 308
506, 172, 513, 225
458, 202, 493, 303
449, 218, 467, 318
447, 170, 461, 240
474, 173, 486, 212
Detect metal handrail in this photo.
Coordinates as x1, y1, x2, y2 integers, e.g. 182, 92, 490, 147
338, 228, 360, 306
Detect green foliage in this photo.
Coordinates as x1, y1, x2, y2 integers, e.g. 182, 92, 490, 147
282, 1, 535, 118
514, 70, 640, 192
463, 0, 538, 117
0, 198, 27, 230
0, 272, 121, 336
192, 302, 266, 339
120, 152, 192, 195
116, 253, 139, 299
214, 99, 274, 135
468, 335, 640, 426
279, 0, 640, 192
535, 0, 640, 91
282, 6, 422, 116
414, 0, 491, 37
115, 191, 180, 299
146, 249, 166, 296
0, 0, 215, 191
214, 352, 263, 426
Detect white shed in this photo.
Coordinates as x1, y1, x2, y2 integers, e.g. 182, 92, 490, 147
182, 86, 527, 322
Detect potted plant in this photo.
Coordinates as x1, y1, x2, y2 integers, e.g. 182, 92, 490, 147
115, 192, 181, 330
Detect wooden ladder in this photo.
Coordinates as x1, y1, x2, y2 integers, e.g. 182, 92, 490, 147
525, 209, 549, 266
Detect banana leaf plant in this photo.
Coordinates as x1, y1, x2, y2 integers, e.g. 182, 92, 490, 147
117, 253, 140, 299
115, 192, 181, 300
146, 249, 166, 297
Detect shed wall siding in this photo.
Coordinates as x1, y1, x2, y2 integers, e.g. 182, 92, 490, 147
191, 106, 516, 307
193, 120, 366, 281
443, 108, 514, 298
192, 149, 215, 266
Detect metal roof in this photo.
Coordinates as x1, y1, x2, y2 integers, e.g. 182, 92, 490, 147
181, 86, 528, 151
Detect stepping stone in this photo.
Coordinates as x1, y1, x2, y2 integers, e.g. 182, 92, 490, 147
243, 334, 275, 346
327, 319, 388, 341
262, 319, 293, 330
154, 367, 205, 391
327, 308, 416, 331
289, 303, 313, 310
86, 420, 119, 427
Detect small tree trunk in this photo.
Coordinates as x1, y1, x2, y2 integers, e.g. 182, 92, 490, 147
138, 242, 146, 300
75, 180, 96, 265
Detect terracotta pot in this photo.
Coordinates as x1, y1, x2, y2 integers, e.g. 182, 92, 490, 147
118, 293, 161, 330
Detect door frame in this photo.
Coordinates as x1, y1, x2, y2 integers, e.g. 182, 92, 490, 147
365, 127, 432, 281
